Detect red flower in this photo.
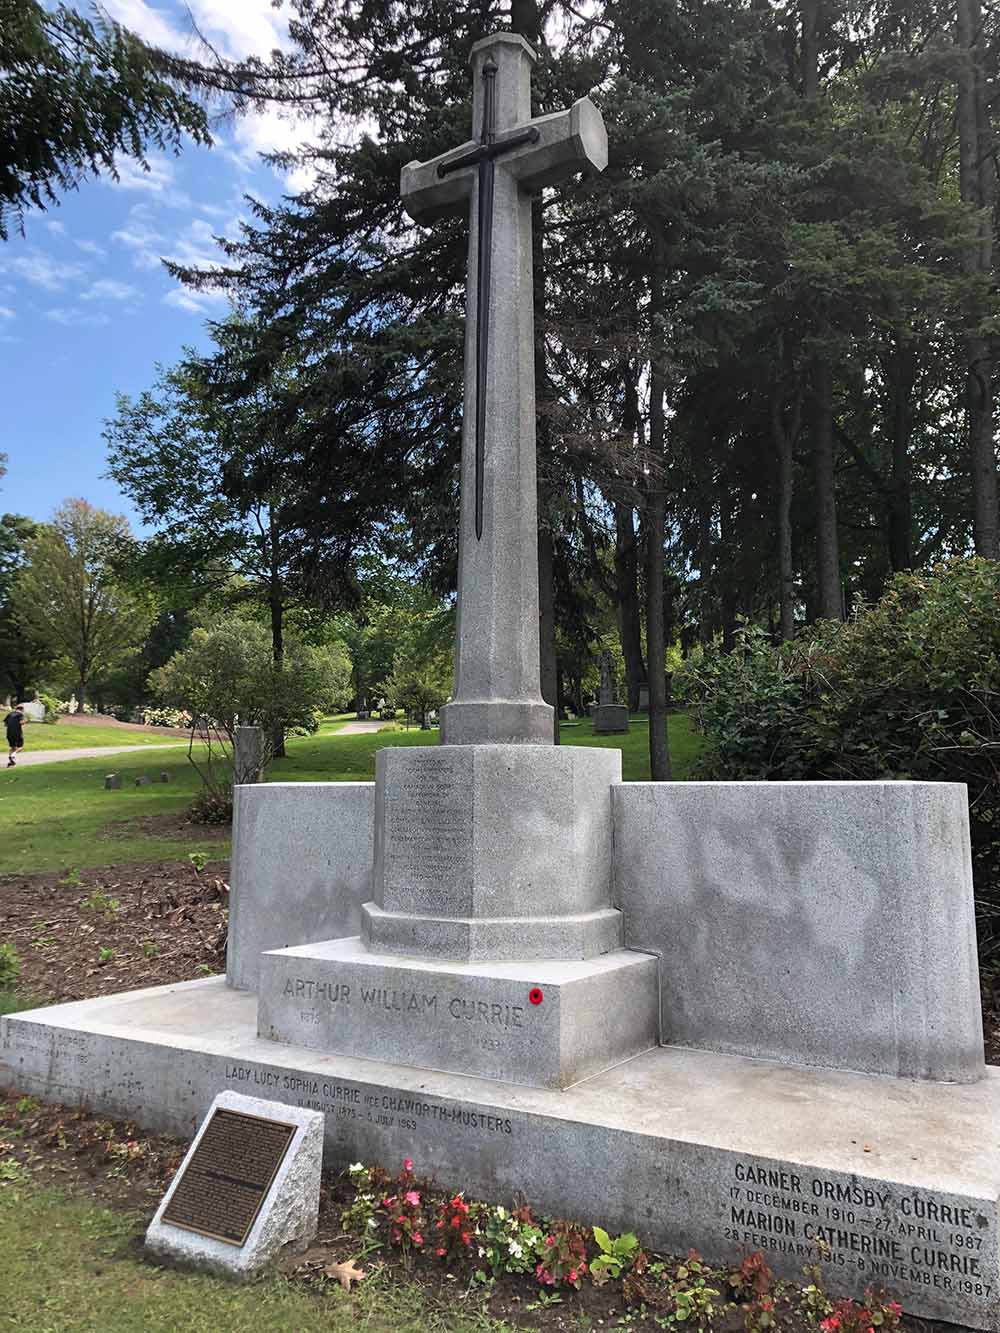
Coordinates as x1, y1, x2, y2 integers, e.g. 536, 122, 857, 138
403, 1158, 413, 1171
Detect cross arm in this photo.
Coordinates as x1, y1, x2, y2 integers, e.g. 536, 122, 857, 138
400, 140, 477, 225
508, 96, 608, 193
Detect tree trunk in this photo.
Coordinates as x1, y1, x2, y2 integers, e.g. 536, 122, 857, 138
719, 494, 739, 652
270, 588, 286, 759
771, 383, 799, 640
957, 0, 998, 557
76, 679, 87, 713
887, 342, 915, 571
812, 357, 843, 619
537, 522, 560, 743
646, 240, 672, 782
614, 502, 645, 710
800, 0, 821, 98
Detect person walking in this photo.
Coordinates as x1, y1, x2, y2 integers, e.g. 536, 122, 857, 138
5, 704, 25, 767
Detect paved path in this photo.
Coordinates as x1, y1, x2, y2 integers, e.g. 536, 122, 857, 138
5, 742, 186, 769
334, 719, 395, 735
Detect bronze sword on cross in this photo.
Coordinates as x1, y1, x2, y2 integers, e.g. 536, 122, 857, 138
400, 33, 607, 746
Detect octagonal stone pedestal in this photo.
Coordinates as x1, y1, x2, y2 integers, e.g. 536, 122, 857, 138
361, 743, 624, 962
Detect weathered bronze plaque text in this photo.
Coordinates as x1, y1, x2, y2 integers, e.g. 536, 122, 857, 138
161, 1108, 296, 1245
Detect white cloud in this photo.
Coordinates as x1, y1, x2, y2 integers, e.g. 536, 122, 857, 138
163, 286, 229, 315
0, 250, 85, 291
99, 0, 187, 51
108, 153, 191, 208
103, 0, 320, 192
83, 279, 141, 302
0, 306, 13, 320
111, 213, 166, 270
45, 220, 66, 236
45, 307, 112, 327
75, 239, 107, 256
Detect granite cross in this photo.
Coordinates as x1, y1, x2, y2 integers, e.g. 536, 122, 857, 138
401, 32, 607, 745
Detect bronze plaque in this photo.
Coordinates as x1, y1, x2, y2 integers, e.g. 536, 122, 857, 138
161, 1108, 297, 1246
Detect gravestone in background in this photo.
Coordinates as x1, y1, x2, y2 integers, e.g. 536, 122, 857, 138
593, 650, 629, 734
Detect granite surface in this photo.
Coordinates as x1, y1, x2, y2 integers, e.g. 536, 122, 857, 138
228, 782, 373, 991
615, 780, 985, 1082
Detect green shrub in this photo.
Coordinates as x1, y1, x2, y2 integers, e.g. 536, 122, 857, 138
677, 558, 1000, 963
188, 787, 233, 825
0, 943, 20, 989
36, 692, 62, 723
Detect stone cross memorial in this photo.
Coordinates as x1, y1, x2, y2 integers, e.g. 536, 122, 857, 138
5, 33, 1000, 1331
401, 32, 606, 747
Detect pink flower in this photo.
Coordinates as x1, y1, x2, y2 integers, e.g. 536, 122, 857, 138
383, 1195, 396, 1207
412, 1232, 423, 1245
545, 1235, 555, 1246
403, 1157, 413, 1171
435, 1246, 445, 1257
405, 1190, 421, 1206
568, 1269, 577, 1283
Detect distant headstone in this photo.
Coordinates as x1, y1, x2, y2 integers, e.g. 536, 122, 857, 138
145, 1090, 322, 1278
234, 726, 264, 786
593, 651, 629, 734
637, 682, 649, 712
598, 652, 614, 706
134, 775, 151, 787
104, 774, 121, 791
18, 701, 44, 722
159, 772, 171, 784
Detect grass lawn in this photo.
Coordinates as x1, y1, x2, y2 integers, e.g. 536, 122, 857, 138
0, 1180, 513, 1333
16, 721, 186, 751
0, 715, 702, 875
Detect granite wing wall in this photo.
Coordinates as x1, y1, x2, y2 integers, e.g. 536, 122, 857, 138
613, 780, 984, 1083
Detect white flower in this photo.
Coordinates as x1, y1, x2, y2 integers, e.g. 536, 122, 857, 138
509, 1240, 523, 1257
348, 1162, 366, 1174
367, 1218, 378, 1231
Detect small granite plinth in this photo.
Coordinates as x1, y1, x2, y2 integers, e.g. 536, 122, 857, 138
257, 936, 658, 1089
145, 1088, 322, 1278
366, 744, 620, 961
593, 704, 629, 734
4, 979, 999, 1329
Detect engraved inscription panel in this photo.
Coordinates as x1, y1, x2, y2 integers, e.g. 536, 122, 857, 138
719, 1158, 997, 1322
162, 1108, 296, 1245
384, 754, 472, 901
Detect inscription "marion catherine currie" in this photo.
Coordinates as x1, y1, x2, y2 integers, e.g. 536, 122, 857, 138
162, 1108, 296, 1246
722, 1161, 995, 1312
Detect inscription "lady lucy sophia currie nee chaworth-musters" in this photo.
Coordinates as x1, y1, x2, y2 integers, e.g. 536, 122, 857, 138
280, 978, 526, 1028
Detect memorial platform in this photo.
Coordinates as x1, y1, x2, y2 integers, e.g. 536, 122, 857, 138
3, 976, 998, 1329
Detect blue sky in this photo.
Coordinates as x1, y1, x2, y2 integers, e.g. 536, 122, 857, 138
0, 0, 319, 531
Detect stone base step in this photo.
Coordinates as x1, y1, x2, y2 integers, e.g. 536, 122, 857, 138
361, 901, 623, 961
257, 937, 658, 1089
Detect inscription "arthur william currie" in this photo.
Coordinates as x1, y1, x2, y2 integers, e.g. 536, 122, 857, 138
281, 978, 525, 1028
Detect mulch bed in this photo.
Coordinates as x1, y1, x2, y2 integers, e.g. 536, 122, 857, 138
0, 860, 229, 1002
0, 1091, 964, 1331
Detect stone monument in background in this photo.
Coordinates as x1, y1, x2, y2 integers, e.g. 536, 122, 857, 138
592, 650, 629, 734
5, 33, 1000, 1330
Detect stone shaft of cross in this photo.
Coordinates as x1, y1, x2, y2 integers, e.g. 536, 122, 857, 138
401, 32, 607, 745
